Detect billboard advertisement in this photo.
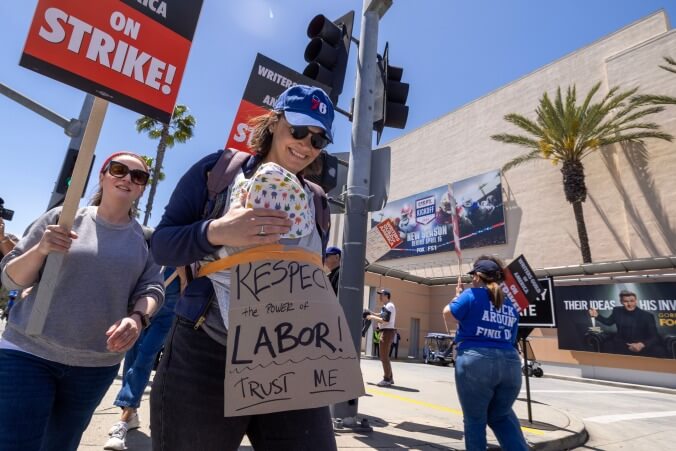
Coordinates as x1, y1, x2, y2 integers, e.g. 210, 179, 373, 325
370, 170, 506, 261
20, 0, 202, 123
555, 282, 676, 359
370, 185, 454, 260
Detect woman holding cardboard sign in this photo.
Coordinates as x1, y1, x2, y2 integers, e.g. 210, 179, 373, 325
149, 85, 338, 450
0, 152, 164, 451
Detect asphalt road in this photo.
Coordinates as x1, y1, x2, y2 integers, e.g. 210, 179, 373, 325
384, 358, 675, 451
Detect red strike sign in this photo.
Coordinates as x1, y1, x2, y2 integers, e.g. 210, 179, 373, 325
21, 0, 197, 123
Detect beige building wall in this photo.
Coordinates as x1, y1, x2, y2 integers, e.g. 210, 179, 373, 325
336, 12, 676, 383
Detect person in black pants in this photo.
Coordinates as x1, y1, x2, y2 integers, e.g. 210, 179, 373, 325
389, 331, 400, 359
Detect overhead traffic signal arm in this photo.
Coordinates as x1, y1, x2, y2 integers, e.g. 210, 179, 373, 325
303, 11, 355, 106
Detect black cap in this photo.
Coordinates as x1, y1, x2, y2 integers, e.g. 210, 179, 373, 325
468, 259, 501, 276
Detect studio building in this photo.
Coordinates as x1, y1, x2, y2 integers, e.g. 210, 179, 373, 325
330, 11, 676, 388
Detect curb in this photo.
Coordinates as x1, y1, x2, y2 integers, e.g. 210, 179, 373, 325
543, 373, 676, 395
530, 407, 588, 451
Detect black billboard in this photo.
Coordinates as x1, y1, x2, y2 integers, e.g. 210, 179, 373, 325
555, 282, 676, 359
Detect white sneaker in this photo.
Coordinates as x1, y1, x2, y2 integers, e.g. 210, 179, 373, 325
104, 422, 128, 450
376, 379, 393, 387
108, 412, 140, 435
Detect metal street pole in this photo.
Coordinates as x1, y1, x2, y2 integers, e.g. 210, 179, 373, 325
332, 0, 391, 426
46, 94, 96, 211
0, 83, 94, 210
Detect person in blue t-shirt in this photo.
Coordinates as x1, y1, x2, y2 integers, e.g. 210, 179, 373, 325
442, 256, 527, 451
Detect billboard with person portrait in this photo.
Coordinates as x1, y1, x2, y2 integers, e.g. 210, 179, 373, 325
555, 282, 676, 359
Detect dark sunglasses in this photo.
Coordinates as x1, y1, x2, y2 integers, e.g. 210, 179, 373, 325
288, 125, 330, 150
106, 161, 150, 186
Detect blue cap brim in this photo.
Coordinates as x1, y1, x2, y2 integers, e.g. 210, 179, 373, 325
284, 111, 334, 142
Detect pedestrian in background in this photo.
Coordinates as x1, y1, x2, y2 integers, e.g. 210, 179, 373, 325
366, 288, 397, 386
325, 246, 341, 294
104, 264, 183, 451
0, 217, 18, 290
389, 331, 400, 359
442, 256, 528, 451
0, 151, 164, 451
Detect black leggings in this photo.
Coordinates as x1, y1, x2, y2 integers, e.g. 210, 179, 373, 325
150, 318, 337, 451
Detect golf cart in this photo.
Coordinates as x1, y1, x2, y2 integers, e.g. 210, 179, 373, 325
422, 332, 456, 366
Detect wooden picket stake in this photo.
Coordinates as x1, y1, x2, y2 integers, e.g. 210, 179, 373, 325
26, 97, 108, 336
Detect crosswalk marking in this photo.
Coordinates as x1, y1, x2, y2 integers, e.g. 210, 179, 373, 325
585, 411, 676, 424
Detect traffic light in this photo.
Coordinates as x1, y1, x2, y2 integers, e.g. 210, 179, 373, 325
374, 42, 410, 143
303, 11, 355, 105
47, 148, 95, 210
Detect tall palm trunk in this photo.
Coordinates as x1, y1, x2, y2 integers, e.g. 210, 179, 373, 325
143, 126, 169, 226
561, 160, 592, 263
571, 200, 592, 263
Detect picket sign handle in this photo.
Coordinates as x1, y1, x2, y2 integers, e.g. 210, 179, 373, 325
26, 97, 109, 336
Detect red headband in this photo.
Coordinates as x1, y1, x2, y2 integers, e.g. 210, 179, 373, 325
100, 152, 149, 173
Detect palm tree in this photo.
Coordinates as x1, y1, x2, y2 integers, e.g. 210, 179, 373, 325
492, 82, 672, 263
136, 104, 195, 225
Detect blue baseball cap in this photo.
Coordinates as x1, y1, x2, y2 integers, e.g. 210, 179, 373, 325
274, 85, 334, 142
326, 246, 341, 256
376, 288, 391, 296
468, 259, 501, 275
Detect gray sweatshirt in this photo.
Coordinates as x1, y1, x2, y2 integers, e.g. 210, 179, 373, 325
0, 206, 164, 367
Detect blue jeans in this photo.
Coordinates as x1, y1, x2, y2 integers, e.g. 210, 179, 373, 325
455, 346, 528, 451
114, 289, 177, 409
150, 317, 337, 451
0, 349, 119, 451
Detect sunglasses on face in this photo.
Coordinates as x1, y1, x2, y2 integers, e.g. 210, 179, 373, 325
106, 161, 150, 186
288, 125, 330, 150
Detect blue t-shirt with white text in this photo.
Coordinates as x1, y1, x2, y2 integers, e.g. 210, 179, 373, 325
450, 287, 519, 350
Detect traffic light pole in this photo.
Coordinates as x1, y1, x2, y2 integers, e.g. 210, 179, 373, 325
332, 0, 390, 426
46, 94, 96, 211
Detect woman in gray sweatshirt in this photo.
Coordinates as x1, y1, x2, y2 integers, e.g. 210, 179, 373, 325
0, 152, 164, 451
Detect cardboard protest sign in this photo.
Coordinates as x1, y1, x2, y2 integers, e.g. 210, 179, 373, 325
20, 0, 202, 123
501, 255, 543, 313
225, 53, 330, 153
224, 248, 364, 416
366, 218, 404, 264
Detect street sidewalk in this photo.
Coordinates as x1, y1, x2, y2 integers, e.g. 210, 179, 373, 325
79, 357, 587, 451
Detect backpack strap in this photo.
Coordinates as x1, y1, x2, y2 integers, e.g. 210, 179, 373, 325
207, 149, 251, 201
302, 178, 331, 259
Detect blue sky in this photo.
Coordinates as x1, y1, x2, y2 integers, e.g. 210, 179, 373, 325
2, 0, 674, 236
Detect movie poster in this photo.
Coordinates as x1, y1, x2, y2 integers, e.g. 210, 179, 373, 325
370, 170, 506, 261
555, 282, 676, 359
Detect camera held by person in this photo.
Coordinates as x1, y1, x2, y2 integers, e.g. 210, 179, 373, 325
0, 198, 14, 221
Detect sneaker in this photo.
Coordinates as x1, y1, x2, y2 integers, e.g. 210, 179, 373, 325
376, 379, 393, 387
104, 422, 128, 450
108, 412, 140, 435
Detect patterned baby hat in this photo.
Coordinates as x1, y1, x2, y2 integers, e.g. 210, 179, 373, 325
244, 162, 313, 239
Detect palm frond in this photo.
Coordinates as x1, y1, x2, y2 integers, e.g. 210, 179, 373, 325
631, 94, 676, 106
490, 133, 539, 149
502, 149, 543, 172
